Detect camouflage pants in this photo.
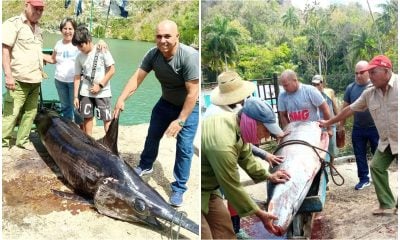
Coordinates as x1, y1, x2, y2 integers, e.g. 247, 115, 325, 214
2, 81, 40, 147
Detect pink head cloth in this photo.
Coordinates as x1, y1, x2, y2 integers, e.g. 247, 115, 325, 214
240, 112, 259, 144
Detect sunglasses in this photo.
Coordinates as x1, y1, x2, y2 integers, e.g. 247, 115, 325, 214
312, 83, 321, 86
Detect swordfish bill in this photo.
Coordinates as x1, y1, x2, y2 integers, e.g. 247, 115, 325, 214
266, 121, 329, 236
34, 109, 199, 235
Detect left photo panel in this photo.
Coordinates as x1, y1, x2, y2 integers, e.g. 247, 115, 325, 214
2, 0, 200, 239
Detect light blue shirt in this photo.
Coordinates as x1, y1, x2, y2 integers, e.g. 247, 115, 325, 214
278, 84, 325, 122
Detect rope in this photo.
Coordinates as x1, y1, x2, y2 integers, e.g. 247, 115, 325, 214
273, 139, 345, 186
168, 210, 187, 240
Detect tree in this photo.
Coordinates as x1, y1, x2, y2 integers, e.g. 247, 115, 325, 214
201, 0, 398, 84
375, 0, 398, 69
282, 7, 300, 29
202, 16, 241, 72
302, 7, 335, 76
348, 30, 378, 63
376, 0, 397, 35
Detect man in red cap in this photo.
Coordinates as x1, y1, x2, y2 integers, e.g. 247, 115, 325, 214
320, 55, 398, 215
26, 0, 45, 6
2, 0, 45, 150
340, 60, 379, 191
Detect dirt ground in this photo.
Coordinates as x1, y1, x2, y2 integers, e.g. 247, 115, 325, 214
2, 123, 200, 240
2, 122, 398, 240
240, 157, 398, 239
314, 158, 398, 239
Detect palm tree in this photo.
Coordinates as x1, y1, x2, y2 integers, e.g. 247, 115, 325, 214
202, 16, 241, 72
376, 0, 398, 35
302, 9, 335, 76
349, 30, 378, 62
282, 7, 300, 29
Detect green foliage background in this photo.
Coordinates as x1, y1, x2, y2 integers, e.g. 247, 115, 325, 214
2, 0, 199, 46
201, 0, 398, 93
200, 0, 397, 158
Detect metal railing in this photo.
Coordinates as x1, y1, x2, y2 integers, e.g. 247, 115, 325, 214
201, 73, 281, 124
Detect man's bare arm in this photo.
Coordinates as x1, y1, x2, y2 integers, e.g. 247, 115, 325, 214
165, 79, 199, 138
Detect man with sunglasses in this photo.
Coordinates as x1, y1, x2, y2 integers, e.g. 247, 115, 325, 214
339, 61, 379, 190
2, 0, 45, 150
320, 55, 397, 215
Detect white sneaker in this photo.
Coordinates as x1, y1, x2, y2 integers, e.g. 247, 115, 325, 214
134, 166, 153, 176
354, 181, 371, 190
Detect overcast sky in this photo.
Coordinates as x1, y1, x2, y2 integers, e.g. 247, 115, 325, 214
291, 0, 386, 13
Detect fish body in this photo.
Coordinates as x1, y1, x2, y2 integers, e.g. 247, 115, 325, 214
34, 109, 199, 235
266, 121, 329, 236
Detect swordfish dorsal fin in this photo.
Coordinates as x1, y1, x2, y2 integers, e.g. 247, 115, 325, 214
98, 117, 119, 156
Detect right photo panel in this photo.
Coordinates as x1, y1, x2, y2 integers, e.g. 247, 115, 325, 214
200, 0, 398, 239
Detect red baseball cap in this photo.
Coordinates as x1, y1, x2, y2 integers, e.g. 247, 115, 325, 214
361, 55, 392, 73
26, 0, 45, 7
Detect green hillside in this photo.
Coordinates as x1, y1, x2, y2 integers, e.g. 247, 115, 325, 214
2, 0, 199, 46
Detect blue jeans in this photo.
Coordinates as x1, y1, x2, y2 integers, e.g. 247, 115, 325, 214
352, 126, 379, 182
139, 98, 199, 193
55, 79, 81, 123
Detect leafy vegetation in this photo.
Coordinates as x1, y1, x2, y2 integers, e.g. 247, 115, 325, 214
202, 16, 241, 72
201, 0, 398, 93
2, 0, 199, 46
201, 0, 397, 159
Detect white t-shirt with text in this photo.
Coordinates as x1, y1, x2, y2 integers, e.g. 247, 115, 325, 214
75, 45, 115, 98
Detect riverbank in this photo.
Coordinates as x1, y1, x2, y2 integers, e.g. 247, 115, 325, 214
2, 124, 200, 239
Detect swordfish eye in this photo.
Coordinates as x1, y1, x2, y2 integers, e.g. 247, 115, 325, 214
134, 198, 147, 213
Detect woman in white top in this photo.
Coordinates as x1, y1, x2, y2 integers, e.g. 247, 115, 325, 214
44, 17, 80, 122
44, 18, 107, 123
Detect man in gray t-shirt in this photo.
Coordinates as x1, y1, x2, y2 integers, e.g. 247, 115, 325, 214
277, 69, 332, 135
114, 20, 199, 207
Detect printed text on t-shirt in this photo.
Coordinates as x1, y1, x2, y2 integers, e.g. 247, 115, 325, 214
289, 109, 310, 121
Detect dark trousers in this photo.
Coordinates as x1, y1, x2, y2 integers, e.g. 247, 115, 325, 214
352, 126, 379, 182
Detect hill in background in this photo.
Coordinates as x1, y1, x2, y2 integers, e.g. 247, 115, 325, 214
2, 0, 199, 46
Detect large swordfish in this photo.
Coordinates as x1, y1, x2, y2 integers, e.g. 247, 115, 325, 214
266, 121, 329, 236
34, 109, 199, 235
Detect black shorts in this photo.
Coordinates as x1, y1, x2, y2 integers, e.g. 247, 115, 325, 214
79, 96, 112, 121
